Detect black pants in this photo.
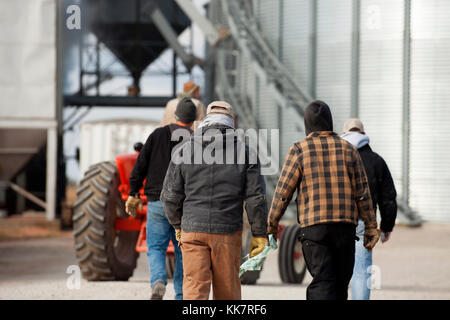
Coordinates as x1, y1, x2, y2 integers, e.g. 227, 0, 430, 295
300, 223, 356, 300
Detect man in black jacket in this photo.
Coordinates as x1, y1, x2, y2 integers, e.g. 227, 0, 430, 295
125, 98, 197, 300
160, 101, 268, 300
341, 118, 397, 300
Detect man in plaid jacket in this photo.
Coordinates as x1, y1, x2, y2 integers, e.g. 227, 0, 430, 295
267, 100, 380, 300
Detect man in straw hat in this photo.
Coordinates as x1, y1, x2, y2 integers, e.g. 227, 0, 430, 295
161, 81, 206, 129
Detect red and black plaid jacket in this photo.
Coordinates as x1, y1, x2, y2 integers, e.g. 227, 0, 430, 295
267, 131, 377, 233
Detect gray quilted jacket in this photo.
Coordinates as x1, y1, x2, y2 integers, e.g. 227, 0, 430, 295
160, 124, 268, 236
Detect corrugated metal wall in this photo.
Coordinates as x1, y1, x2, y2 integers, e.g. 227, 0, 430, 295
359, 0, 404, 199
211, 0, 450, 222
254, 0, 279, 130
279, 0, 310, 159
410, 0, 450, 221
280, 105, 305, 160
208, 0, 228, 29
316, 0, 353, 134
281, 0, 310, 88
241, 53, 257, 118
257, 77, 277, 130
256, 0, 281, 57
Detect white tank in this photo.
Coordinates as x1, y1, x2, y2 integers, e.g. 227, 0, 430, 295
79, 119, 160, 177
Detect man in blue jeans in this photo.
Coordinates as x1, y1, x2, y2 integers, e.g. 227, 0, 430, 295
341, 119, 397, 300
146, 201, 183, 299
125, 98, 197, 299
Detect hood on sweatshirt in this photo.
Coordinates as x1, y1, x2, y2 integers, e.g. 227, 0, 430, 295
192, 124, 237, 148
341, 131, 370, 149
304, 100, 333, 135
198, 113, 234, 129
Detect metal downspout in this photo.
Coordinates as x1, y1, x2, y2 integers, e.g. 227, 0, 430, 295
401, 0, 421, 226
351, 0, 360, 118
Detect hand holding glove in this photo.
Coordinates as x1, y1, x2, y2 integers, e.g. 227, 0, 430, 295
249, 236, 269, 258
125, 195, 143, 218
364, 228, 381, 251
175, 229, 181, 243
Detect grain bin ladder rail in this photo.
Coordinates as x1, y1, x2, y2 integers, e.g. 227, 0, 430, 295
221, 0, 313, 117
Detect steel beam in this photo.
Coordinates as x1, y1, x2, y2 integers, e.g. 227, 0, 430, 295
8, 182, 47, 210
150, 7, 195, 70
63, 95, 173, 107
46, 127, 57, 220
351, 0, 361, 118
309, 0, 317, 99
0, 120, 57, 129
175, 0, 220, 46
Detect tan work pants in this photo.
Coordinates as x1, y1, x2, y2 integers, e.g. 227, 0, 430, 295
180, 230, 242, 300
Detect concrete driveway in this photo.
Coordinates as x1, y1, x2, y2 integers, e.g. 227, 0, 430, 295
0, 223, 449, 299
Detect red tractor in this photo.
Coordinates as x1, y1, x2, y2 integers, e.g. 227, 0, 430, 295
73, 143, 307, 284
72, 142, 175, 281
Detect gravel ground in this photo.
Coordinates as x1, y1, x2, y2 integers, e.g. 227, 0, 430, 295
0, 223, 449, 300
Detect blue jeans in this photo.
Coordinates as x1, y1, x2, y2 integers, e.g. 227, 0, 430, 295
351, 219, 372, 300
146, 201, 183, 300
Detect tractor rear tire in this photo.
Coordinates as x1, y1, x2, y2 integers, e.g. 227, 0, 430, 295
278, 224, 307, 284
73, 161, 139, 281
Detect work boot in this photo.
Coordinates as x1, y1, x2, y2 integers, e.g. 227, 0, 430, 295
150, 280, 166, 300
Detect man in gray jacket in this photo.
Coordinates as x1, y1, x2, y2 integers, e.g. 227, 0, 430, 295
161, 101, 268, 300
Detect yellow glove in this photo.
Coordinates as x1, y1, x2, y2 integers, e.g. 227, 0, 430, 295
364, 228, 381, 251
125, 195, 142, 218
175, 229, 181, 243
249, 236, 268, 258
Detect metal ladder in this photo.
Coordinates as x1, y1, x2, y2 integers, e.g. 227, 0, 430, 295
221, 0, 313, 117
